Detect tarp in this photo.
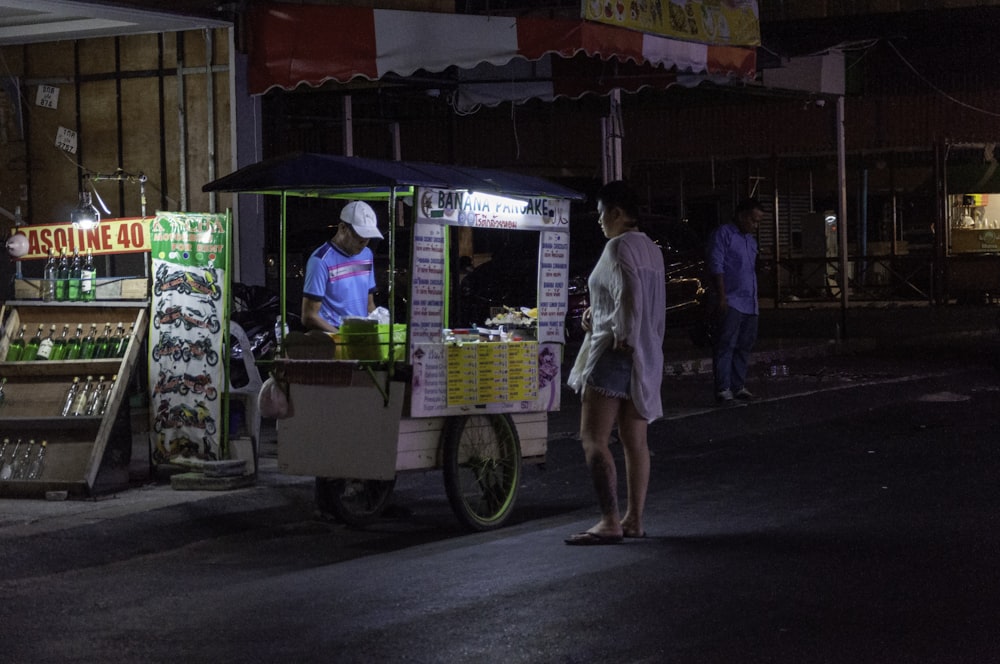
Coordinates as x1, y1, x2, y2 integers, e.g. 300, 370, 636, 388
247, 5, 756, 108
201, 152, 585, 201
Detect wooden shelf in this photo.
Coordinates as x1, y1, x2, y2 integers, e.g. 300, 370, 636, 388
0, 302, 148, 498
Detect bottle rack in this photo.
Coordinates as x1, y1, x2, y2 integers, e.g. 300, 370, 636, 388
0, 301, 148, 498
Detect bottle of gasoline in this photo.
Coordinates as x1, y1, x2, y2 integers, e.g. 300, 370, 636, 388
65, 324, 84, 360
20, 324, 45, 361
35, 325, 57, 361
81, 249, 97, 302
79, 324, 99, 360
5, 324, 27, 361
67, 250, 82, 301
41, 250, 57, 302
55, 250, 70, 302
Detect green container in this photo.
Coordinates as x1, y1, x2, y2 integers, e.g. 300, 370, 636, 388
338, 320, 407, 361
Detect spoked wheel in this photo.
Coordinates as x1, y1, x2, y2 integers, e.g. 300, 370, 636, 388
442, 414, 521, 531
315, 477, 396, 527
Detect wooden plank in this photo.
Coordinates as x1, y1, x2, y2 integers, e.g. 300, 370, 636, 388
83, 307, 147, 489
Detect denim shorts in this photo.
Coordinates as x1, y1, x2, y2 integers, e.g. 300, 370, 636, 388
586, 348, 633, 399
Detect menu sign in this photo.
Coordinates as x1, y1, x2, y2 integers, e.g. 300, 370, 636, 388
537, 230, 569, 344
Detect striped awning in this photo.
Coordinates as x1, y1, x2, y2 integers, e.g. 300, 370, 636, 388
247, 4, 756, 106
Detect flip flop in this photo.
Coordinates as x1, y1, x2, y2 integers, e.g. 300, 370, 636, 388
623, 530, 647, 539
564, 531, 623, 546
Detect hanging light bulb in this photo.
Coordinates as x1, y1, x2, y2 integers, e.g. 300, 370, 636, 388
70, 191, 100, 230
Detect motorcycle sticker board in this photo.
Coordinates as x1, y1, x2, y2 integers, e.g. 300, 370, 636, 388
148, 211, 230, 464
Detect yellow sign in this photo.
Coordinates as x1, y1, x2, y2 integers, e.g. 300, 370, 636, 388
446, 342, 539, 406
13, 217, 150, 261
582, 0, 761, 47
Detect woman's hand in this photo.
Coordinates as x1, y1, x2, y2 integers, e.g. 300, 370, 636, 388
581, 307, 593, 333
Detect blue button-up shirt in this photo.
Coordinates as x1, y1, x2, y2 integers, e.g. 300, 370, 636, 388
708, 222, 758, 315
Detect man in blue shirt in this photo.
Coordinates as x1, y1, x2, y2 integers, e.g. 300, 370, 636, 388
301, 201, 383, 333
707, 198, 763, 404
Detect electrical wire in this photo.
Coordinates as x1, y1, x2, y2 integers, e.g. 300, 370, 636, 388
886, 40, 1000, 118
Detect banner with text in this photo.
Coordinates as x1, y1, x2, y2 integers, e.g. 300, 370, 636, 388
582, 0, 760, 47
13, 217, 150, 260
416, 188, 570, 231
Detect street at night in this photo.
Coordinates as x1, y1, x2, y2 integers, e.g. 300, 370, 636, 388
2, 333, 999, 663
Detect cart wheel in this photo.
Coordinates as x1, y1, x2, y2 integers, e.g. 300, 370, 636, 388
315, 477, 395, 527
442, 414, 521, 532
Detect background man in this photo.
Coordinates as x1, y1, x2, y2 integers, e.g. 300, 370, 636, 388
708, 198, 763, 405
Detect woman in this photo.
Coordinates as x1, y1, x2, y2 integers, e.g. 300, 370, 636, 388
565, 180, 666, 545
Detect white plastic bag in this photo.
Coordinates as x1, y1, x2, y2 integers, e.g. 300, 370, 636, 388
258, 374, 293, 419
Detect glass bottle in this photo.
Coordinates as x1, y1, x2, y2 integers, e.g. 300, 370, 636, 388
65, 323, 84, 360
71, 375, 95, 416
110, 323, 126, 358
0, 438, 10, 465
5, 324, 27, 361
12, 439, 35, 479
80, 324, 99, 360
94, 323, 114, 359
35, 324, 57, 361
68, 250, 82, 301
97, 373, 117, 416
85, 375, 108, 416
20, 324, 44, 361
26, 441, 47, 480
81, 249, 97, 302
61, 376, 81, 416
0, 438, 20, 479
41, 250, 57, 302
55, 250, 70, 302
50, 324, 71, 360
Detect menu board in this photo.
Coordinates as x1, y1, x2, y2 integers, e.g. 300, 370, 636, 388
409, 221, 447, 344
537, 230, 569, 343
446, 342, 538, 407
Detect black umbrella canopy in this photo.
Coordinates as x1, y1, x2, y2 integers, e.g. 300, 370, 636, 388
203, 152, 584, 200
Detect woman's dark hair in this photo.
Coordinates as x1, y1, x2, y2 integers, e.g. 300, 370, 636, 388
597, 180, 640, 223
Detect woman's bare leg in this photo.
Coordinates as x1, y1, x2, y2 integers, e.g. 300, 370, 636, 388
579, 386, 624, 537
617, 399, 649, 537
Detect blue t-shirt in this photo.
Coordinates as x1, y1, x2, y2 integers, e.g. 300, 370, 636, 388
302, 241, 376, 328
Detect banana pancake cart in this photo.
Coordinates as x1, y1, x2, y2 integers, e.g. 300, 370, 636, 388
204, 154, 581, 530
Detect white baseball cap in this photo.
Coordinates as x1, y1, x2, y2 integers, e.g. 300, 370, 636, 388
340, 201, 383, 239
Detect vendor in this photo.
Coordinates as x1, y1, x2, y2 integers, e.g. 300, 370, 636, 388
301, 201, 384, 333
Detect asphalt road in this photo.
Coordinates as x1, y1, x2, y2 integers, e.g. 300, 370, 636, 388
2, 346, 999, 663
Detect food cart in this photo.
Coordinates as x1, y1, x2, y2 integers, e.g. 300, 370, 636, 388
203, 153, 582, 530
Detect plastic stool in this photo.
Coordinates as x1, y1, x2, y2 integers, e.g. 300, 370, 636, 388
229, 321, 263, 470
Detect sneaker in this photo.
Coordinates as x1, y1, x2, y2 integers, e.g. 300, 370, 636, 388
734, 388, 756, 401
715, 389, 734, 404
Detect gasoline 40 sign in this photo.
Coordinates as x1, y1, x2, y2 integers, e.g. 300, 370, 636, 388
12, 218, 150, 261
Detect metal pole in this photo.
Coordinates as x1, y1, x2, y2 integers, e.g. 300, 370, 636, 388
836, 95, 850, 335
343, 95, 354, 156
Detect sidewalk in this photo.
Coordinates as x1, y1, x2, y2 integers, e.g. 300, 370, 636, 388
2, 302, 997, 537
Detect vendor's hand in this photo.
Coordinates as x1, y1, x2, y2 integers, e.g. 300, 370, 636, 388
581, 307, 593, 332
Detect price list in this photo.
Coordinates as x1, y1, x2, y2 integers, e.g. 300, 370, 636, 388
445, 342, 538, 407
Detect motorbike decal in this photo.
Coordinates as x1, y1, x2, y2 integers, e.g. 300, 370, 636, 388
151, 331, 219, 366
153, 263, 222, 301
148, 211, 230, 463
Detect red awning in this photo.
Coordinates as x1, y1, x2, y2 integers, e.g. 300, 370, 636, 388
247, 5, 756, 101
